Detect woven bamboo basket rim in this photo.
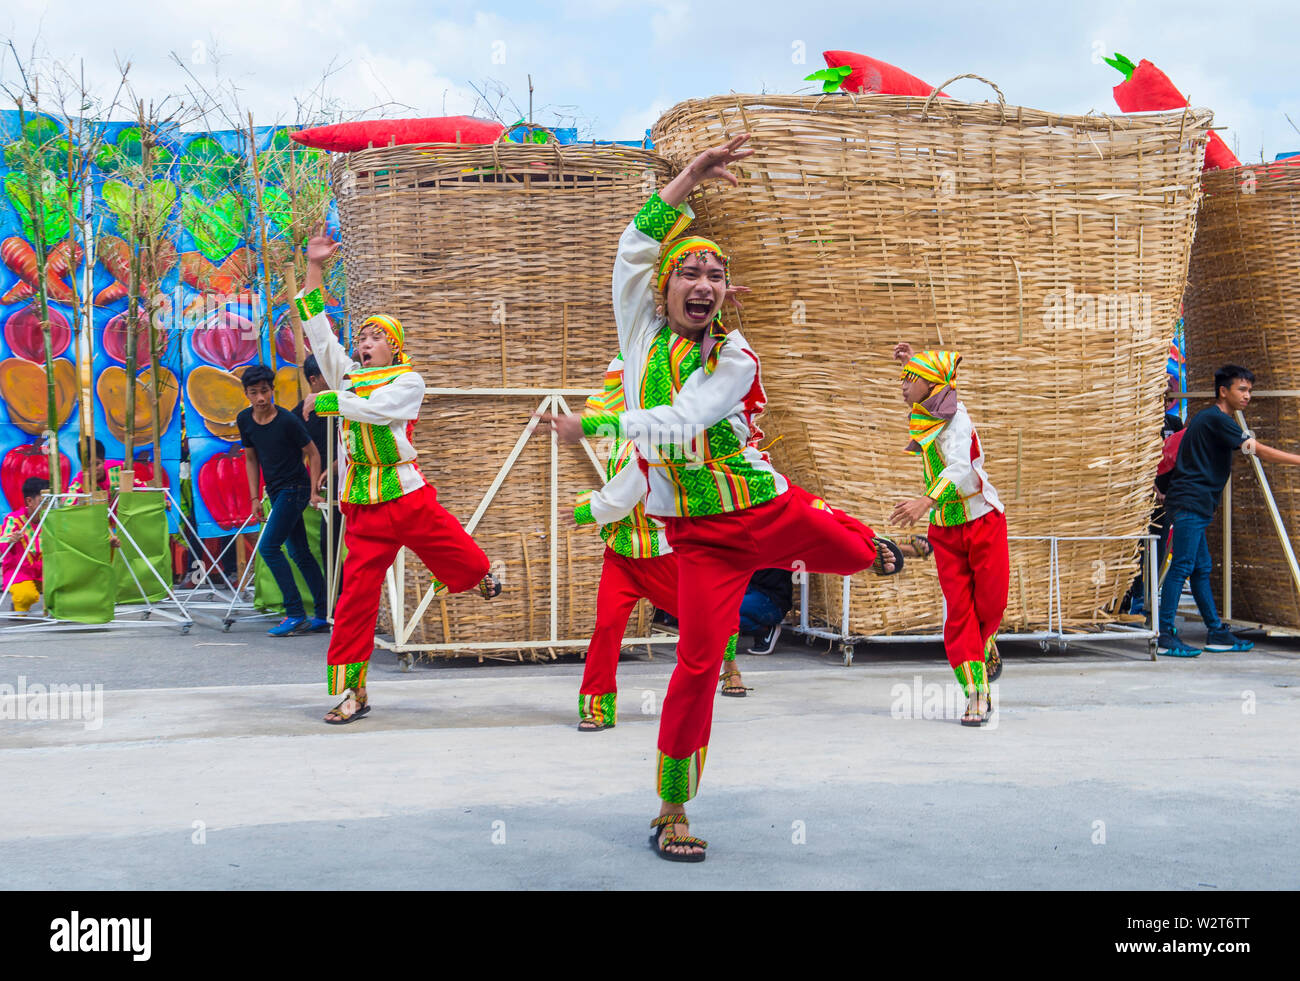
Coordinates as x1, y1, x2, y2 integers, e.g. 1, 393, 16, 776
652, 93, 1213, 144
337, 141, 668, 184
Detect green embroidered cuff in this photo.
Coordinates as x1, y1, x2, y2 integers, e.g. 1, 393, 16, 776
633, 192, 690, 243
574, 494, 596, 526
581, 412, 621, 439
295, 287, 326, 321
314, 391, 341, 416
926, 477, 955, 503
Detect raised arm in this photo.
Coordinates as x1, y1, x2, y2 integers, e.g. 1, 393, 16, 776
298, 230, 356, 390
613, 134, 753, 355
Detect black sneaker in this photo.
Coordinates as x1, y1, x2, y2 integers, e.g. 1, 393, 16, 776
747, 623, 782, 655
1203, 628, 1254, 652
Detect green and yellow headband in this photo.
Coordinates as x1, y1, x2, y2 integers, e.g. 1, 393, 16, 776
360, 314, 410, 365
900, 350, 961, 388
656, 236, 730, 293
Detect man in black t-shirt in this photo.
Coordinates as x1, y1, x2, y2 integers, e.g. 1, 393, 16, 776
237, 364, 328, 636
1157, 364, 1300, 656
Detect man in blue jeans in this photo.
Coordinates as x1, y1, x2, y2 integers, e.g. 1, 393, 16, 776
1158, 364, 1300, 656
237, 364, 329, 636
741, 569, 793, 654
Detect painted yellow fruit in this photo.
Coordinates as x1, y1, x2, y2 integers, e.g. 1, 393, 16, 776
96, 365, 180, 445
0, 357, 77, 436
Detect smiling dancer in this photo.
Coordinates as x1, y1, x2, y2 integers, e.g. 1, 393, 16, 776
296, 230, 501, 725
544, 134, 902, 862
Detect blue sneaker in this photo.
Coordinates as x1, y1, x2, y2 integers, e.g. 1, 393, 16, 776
303, 617, 331, 633
1203, 628, 1254, 652
1157, 633, 1201, 657
268, 616, 306, 637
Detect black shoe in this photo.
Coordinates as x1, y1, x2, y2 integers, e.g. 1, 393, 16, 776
747, 623, 782, 655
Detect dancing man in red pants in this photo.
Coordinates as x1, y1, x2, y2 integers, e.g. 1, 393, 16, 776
543, 134, 902, 862
296, 230, 500, 724
890, 343, 1008, 727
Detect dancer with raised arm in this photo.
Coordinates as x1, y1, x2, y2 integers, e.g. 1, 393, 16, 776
543, 134, 902, 862
295, 230, 501, 724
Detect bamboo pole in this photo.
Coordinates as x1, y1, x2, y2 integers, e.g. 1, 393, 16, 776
15, 98, 63, 494
246, 112, 276, 367
281, 261, 306, 403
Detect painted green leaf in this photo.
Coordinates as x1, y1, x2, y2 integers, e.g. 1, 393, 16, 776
102, 178, 177, 243
180, 136, 245, 194
261, 184, 293, 236
94, 127, 176, 180
182, 190, 245, 262
4, 170, 73, 242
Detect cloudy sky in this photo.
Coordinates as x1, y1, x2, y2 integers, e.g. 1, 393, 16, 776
2, 0, 1296, 160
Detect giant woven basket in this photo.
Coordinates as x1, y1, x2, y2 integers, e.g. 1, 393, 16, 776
1184, 161, 1300, 629
652, 91, 1212, 635
331, 142, 675, 657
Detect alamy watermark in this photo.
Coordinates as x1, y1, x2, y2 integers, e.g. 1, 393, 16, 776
890, 676, 1000, 728
0, 675, 103, 730
1041, 287, 1153, 338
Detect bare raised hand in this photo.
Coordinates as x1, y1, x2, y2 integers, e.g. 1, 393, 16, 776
892, 342, 915, 364
689, 133, 755, 187
306, 226, 340, 265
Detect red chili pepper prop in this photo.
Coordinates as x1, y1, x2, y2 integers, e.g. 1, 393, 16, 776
197, 446, 259, 529
1107, 54, 1242, 172
3, 303, 72, 362
822, 51, 948, 97
2, 443, 73, 510
290, 116, 504, 153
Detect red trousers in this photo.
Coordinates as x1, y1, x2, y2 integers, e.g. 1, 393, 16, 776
655, 486, 878, 803
328, 484, 489, 677
578, 548, 738, 725
579, 549, 680, 725
928, 509, 1009, 671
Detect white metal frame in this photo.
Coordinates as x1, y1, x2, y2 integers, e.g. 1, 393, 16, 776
0, 489, 194, 634
373, 387, 680, 661
793, 533, 1160, 665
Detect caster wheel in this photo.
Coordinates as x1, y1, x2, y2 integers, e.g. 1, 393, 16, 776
805, 635, 814, 647
841, 644, 854, 667
1039, 640, 1050, 652
141, 611, 152, 621
222, 620, 233, 633
398, 653, 414, 672
181, 625, 191, 636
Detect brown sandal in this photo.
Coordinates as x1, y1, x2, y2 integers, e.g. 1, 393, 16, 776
649, 813, 707, 863
960, 691, 991, 727
324, 689, 370, 725
719, 669, 752, 698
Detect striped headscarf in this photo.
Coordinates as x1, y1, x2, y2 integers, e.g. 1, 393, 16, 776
359, 314, 410, 366
900, 349, 961, 388
902, 350, 962, 453
657, 237, 730, 293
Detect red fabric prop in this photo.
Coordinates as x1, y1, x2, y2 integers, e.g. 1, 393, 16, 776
1112, 58, 1241, 172
290, 116, 505, 153
822, 51, 948, 97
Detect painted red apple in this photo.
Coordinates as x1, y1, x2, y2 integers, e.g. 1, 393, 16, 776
2, 442, 73, 510
4, 304, 71, 363
197, 446, 260, 529
191, 309, 258, 370
104, 308, 171, 367
274, 309, 327, 364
